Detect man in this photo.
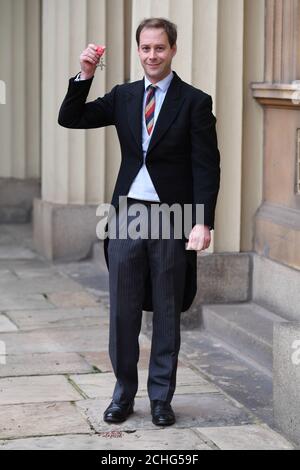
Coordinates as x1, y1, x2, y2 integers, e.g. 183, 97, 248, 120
58, 18, 220, 426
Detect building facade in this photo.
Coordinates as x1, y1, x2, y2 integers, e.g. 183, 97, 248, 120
0, 0, 299, 445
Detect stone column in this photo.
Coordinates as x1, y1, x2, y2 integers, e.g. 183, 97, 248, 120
105, 0, 125, 203
210, 0, 245, 253
0, 0, 41, 223
34, 0, 125, 260
241, 0, 265, 251
252, 0, 300, 270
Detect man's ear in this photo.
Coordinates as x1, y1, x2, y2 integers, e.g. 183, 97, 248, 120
172, 44, 177, 57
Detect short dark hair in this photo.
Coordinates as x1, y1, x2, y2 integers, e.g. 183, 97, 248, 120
136, 17, 177, 48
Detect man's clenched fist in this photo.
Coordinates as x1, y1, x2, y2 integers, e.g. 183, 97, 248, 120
79, 44, 106, 80
186, 224, 211, 251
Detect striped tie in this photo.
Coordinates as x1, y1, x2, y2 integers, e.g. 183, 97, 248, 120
145, 85, 157, 135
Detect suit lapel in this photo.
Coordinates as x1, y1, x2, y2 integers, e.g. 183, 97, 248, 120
125, 71, 185, 157
125, 79, 144, 154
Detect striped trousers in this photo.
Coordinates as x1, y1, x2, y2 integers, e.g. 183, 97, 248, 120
107, 197, 187, 404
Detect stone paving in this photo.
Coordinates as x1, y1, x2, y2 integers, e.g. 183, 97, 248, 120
0, 224, 296, 450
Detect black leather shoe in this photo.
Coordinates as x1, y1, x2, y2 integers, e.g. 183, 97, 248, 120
103, 400, 134, 423
150, 400, 176, 426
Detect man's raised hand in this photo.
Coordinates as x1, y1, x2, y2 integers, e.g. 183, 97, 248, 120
79, 44, 106, 80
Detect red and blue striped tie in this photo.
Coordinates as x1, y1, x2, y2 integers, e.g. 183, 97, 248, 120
145, 85, 157, 135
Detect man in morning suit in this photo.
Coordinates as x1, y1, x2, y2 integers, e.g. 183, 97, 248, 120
58, 17, 221, 426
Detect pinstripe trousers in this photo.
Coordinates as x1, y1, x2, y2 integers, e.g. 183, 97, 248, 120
107, 197, 187, 405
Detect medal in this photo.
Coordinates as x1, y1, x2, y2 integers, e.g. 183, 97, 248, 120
96, 45, 106, 70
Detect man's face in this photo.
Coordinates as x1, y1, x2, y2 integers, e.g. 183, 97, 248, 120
138, 28, 177, 84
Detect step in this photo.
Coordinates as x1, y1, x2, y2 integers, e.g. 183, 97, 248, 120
201, 302, 288, 371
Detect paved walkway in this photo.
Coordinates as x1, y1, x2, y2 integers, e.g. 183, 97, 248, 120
0, 224, 296, 450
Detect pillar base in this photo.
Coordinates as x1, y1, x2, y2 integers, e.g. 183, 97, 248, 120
33, 198, 101, 261
255, 202, 300, 270
0, 178, 40, 223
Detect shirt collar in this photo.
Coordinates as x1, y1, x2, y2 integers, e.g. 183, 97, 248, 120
144, 70, 174, 92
